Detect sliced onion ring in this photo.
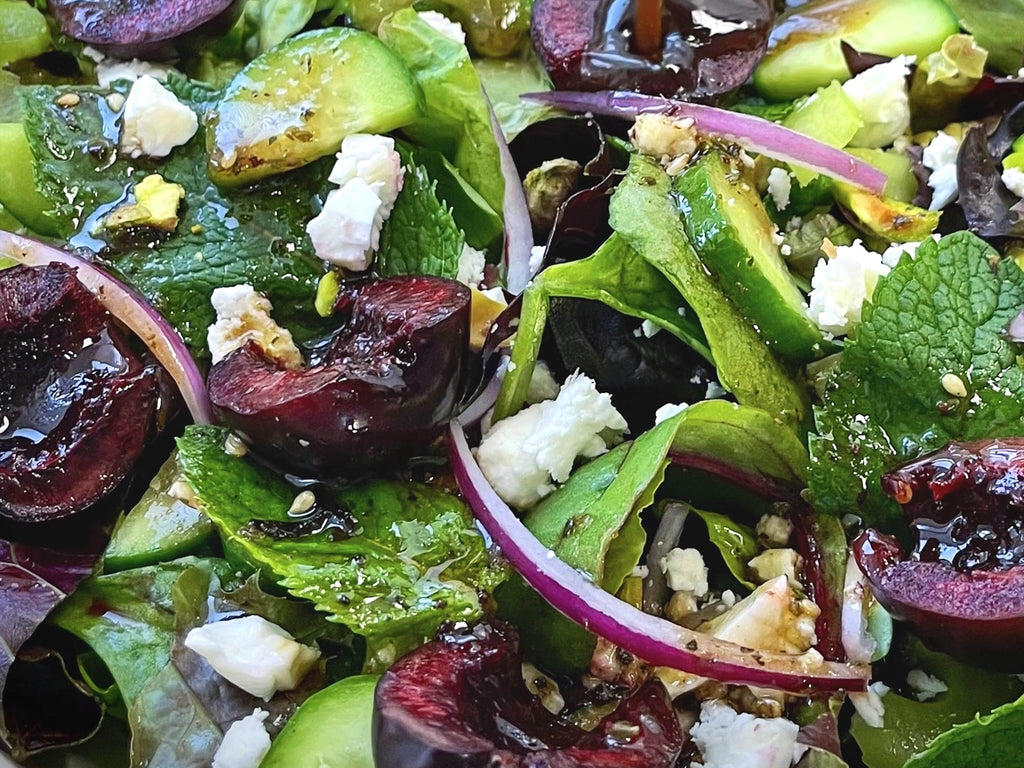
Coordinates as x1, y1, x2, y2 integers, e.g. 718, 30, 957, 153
523, 90, 888, 195
487, 99, 534, 295
447, 421, 868, 693
0, 231, 212, 424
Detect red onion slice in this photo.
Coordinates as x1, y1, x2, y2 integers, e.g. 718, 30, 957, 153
488, 100, 534, 295
523, 90, 888, 195
447, 421, 868, 693
1007, 307, 1024, 342
0, 231, 212, 424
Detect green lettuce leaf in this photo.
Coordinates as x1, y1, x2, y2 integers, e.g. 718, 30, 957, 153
377, 157, 463, 278
692, 509, 758, 590
176, 425, 506, 644
903, 696, 1024, 768
475, 52, 556, 139
377, 8, 505, 215
19, 77, 327, 355
609, 154, 810, 430
808, 232, 1024, 531
943, 0, 1024, 73
852, 635, 1023, 768
494, 232, 709, 421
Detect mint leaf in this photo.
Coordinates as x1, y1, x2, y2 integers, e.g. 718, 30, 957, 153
376, 159, 463, 279
808, 233, 1024, 531
176, 425, 507, 642
851, 635, 1023, 768
609, 154, 810, 430
903, 696, 1024, 768
19, 77, 327, 355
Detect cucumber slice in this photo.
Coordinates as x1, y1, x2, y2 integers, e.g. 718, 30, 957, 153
754, 0, 959, 101
260, 675, 379, 768
0, 123, 58, 236
675, 152, 826, 361
104, 454, 215, 572
206, 28, 424, 187
0, 2, 50, 65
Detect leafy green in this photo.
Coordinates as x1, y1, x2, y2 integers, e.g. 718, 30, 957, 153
782, 82, 862, 186
692, 509, 757, 590
943, 0, 1024, 73
808, 233, 1024, 531
176, 425, 506, 643
400, 141, 503, 251
52, 557, 346, 768
668, 399, 809, 486
852, 636, 1023, 768
494, 232, 709, 421
19, 77, 327, 355
903, 696, 1024, 768
377, 159, 463, 278
253, 0, 317, 53
377, 8, 505, 215
475, 52, 556, 139
610, 155, 810, 429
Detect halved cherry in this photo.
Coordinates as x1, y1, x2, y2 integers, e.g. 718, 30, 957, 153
208, 276, 470, 476
373, 623, 685, 768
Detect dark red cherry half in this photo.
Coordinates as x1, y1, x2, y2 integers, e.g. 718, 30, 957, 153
48, 0, 245, 60
855, 438, 1024, 663
531, 0, 773, 98
0, 264, 164, 522
208, 276, 470, 476
373, 624, 685, 768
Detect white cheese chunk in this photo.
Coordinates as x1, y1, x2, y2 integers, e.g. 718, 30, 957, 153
184, 615, 320, 700
842, 56, 914, 148
691, 701, 801, 768
207, 284, 302, 368
476, 372, 627, 509
660, 547, 709, 596
923, 131, 961, 210
807, 240, 890, 337
212, 709, 272, 768
417, 10, 467, 44
121, 75, 198, 158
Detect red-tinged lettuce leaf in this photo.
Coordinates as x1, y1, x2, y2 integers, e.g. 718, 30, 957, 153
956, 104, 1024, 238
0, 539, 97, 755
50, 557, 347, 768
3, 647, 104, 760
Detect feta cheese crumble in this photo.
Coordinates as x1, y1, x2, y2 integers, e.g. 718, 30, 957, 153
807, 240, 890, 337
456, 244, 487, 288
1003, 166, 1024, 198
417, 10, 466, 44
660, 548, 709, 596
748, 548, 802, 586
212, 709, 272, 768
654, 401, 689, 424
923, 131, 961, 210
766, 167, 792, 212
756, 514, 793, 548
184, 615, 320, 700
121, 75, 198, 158
842, 56, 914, 148
308, 134, 405, 271
207, 285, 302, 368
690, 701, 801, 768
907, 669, 948, 701
850, 682, 890, 728
476, 372, 627, 509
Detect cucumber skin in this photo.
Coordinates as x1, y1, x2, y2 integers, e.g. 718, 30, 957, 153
674, 154, 826, 362
206, 28, 424, 187
0, 123, 59, 236
754, 0, 959, 101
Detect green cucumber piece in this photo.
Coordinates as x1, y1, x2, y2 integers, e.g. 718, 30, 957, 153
674, 151, 825, 361
832, 184, 940, 242
0, 122, 58, 235
754, 0, 959, 101
260, 675, 378, 768
0, 2, 50, 65
206, 28, 423, 187
845, 147, 918, 203
104, 454, 215, 572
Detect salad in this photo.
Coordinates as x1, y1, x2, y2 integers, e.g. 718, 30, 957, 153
3, 0, 1024, 766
